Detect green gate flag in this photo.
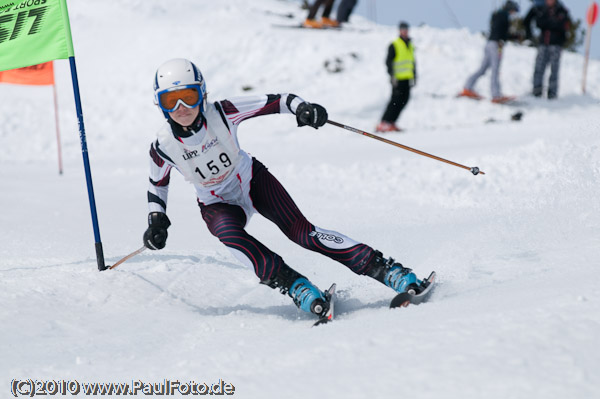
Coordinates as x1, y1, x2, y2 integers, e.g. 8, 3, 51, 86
0, 0, 74, 72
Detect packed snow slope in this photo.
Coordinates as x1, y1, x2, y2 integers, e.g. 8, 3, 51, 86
1, 0, 600, 398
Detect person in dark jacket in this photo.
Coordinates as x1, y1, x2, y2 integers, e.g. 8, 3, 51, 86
532, 0, 571, 99
376, 21, 416, 133
523, 0, 546, 44
336, 0, 358, 24
458, 0, 520, 104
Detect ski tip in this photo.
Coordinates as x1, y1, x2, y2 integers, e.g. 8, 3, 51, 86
312, 283, 336, 327
424, 271, 436, 285
326, 283, 336, 296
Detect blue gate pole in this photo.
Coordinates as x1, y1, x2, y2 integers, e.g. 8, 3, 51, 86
68, 56, 106, 271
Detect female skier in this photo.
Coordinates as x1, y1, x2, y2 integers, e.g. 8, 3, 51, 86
143, 58, 427, 319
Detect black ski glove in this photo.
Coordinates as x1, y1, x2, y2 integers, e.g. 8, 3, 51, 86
143, 212, 171, 250
296, 102, 328, 129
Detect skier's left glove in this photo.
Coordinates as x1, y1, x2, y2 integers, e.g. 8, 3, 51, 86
296, 102, 328, 129
143, 212, 171, 250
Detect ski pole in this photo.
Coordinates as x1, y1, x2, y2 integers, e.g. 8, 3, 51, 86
326, 120, 485, 176
108, 246, 147, 270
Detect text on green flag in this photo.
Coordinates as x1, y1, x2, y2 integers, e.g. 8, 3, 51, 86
0, 0, 74, 72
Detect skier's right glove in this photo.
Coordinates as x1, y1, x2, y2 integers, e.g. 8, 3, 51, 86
143, 212, 171, 250
296, 102, 328, 129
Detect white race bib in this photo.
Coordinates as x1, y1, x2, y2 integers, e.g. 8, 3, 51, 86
159, 104, 241, 187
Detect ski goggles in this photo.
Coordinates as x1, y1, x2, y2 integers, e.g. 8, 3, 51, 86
157, 84, 203, 113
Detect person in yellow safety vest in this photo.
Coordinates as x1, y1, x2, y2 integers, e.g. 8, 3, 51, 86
376, 21, 416, 133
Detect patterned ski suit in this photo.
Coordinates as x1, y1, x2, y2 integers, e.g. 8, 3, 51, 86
147, 93, 376, 282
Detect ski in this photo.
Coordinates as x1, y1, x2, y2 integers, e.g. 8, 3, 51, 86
272, 24, 371, 33
491, 97, 531, 107
390, 271, 436, 308
456, 93, 528, 107
456, 92, 484, 101
260, 9, 296, 19
312, 283, 336, 327
272, 23, 341, 30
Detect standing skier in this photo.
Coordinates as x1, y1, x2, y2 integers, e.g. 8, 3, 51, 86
375, 21, 416, 133
531, 0, 571, 99
336, 0, 358, 24
143, 58, 428, 319
458, 0, 520, 104
304, 0, 339, 28
523, 0, 546, 45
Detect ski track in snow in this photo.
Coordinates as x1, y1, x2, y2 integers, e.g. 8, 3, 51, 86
1, 0, 600, 398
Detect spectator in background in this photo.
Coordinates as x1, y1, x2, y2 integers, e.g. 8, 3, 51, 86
304, 0, 339, 28
376, 21, 416, 133
532, 0, 571, 99
336, 0, 358, 24
523, 0, 546, 44
457, 0, 520, 104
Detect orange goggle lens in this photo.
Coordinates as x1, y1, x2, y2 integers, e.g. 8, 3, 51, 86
158, 87, 201, 112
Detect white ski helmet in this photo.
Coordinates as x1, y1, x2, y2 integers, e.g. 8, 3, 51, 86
153, 58, 207, 117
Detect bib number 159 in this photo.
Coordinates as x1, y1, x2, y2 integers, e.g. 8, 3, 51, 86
194, 152, 232, 179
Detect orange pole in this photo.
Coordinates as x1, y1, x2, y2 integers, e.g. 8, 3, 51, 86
52, 82, 63, 174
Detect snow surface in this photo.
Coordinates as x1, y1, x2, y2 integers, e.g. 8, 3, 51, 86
1, 0, 600, 398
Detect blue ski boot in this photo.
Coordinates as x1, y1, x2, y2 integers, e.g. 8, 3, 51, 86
365, 251, 423, 294
289, 277, 328, 316
261, 264, 329, 317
